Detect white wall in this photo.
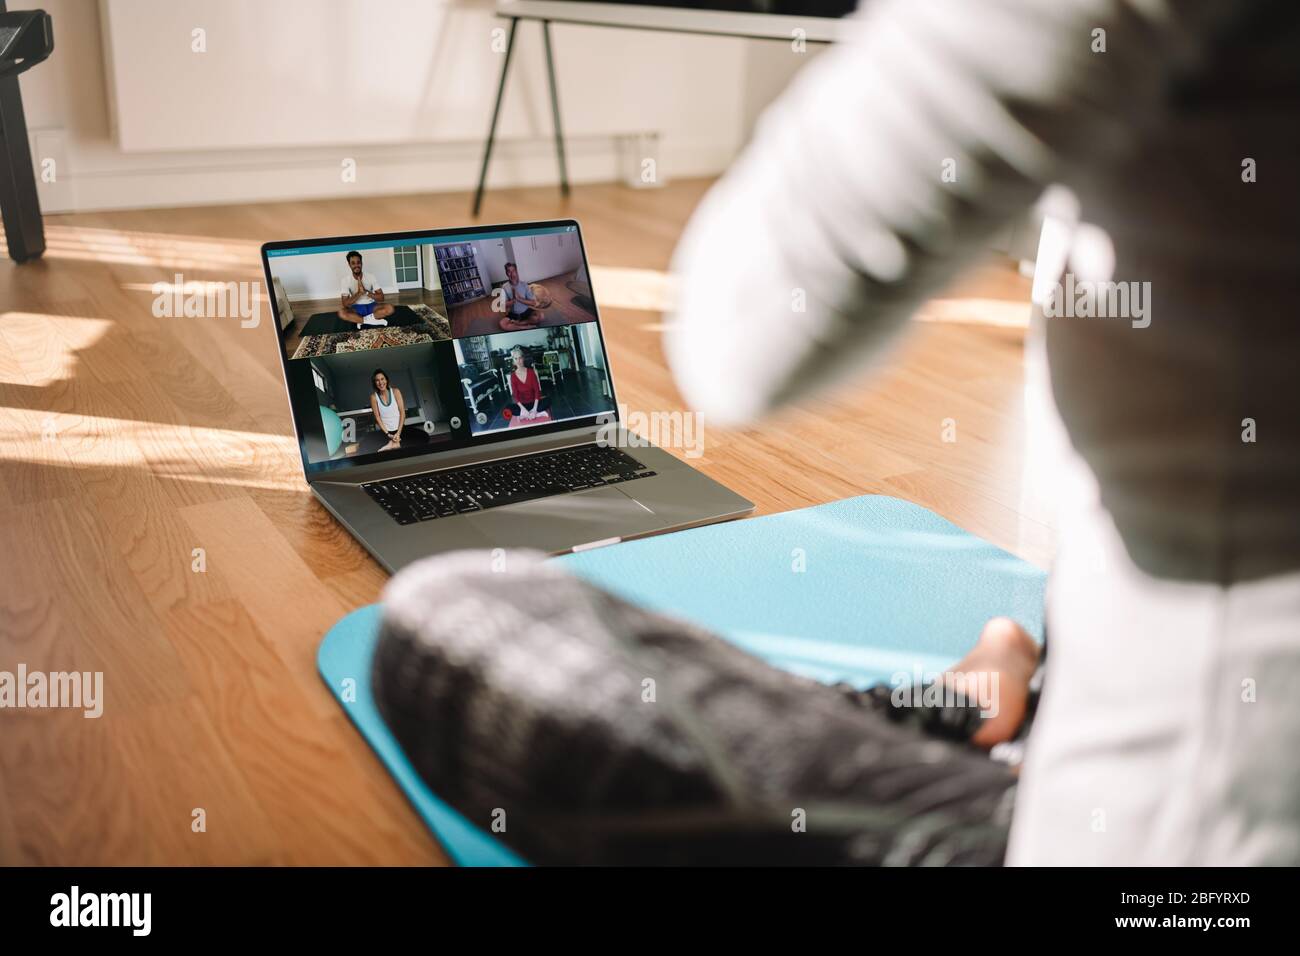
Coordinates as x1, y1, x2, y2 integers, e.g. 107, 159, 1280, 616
485, 327, 551, 351
312, 344, 435, 410
18, 0, 809, 213
473, 237, 510, 286
271, 248, 399, 301
509, 230, 582, 283
577, 321, 605, 370
420, 245, 442, 291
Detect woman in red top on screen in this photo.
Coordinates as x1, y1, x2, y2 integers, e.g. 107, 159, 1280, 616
507, 345, 552, 424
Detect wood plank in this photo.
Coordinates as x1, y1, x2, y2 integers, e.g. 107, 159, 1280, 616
163, 599, 442, 865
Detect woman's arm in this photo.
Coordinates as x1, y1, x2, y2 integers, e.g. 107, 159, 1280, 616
394, 388, 405, 441
664, 0, 1233, 426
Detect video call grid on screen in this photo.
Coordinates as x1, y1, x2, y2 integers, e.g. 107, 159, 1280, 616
264, 223, 619, 472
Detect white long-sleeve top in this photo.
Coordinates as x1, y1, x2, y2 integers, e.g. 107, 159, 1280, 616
666, 0, 1300, 864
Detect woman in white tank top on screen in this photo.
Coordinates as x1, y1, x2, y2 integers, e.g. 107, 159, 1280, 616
370, 369, 404, 452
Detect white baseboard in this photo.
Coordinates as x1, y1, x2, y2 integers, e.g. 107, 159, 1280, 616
39, 135, 735, 214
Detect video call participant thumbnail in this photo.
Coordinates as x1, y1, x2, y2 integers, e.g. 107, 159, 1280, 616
370, 368, 405, 451
339, 250, 396, 327
505, 344, 551, 423
305, 342, 461, 462
500, 262, 544, 330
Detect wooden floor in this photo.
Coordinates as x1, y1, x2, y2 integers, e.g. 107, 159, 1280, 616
0, 178, 1051, 865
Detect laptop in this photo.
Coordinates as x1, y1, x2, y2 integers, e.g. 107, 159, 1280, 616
262, 219, 754, 573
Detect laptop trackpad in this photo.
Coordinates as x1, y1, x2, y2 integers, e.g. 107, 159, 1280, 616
466, 486, 665, 553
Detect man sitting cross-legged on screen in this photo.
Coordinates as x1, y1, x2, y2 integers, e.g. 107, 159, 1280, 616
338, 250, 395, 327
498, 261, 544, 331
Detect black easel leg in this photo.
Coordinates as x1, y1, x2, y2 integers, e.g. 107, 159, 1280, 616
541, 20, 570, 199
472, 17, 518, 218
0, 67, 45, 262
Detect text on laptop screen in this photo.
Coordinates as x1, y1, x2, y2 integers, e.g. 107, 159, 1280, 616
265, 222, 617, 472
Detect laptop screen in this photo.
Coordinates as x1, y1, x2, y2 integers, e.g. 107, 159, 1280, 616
263, 220, 618, 475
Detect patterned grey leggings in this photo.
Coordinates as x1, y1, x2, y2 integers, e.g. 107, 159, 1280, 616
373, 551, 1019, 865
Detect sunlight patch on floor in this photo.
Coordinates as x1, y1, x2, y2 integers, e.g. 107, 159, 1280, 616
0, 407, 303, 492
914, 297, 1031, 328
32, 225, 262, 271
588, 265, 676, 314
121, 281, 268, 298
0, 312, 114, 385
583, 268, 1031, 333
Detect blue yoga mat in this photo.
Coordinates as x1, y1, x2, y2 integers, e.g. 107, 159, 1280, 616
317, 494, 1046, 866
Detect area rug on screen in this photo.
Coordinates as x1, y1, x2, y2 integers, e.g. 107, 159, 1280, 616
291, 305, 453, 359
299, 304, 423, 337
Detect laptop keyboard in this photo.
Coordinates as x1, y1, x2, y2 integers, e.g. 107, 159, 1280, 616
363, 444, 656, 526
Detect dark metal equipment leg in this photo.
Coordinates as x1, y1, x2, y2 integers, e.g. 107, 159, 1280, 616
541, 20, 570, 199
472, 17, 518, 218
0, 64, 45, 262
